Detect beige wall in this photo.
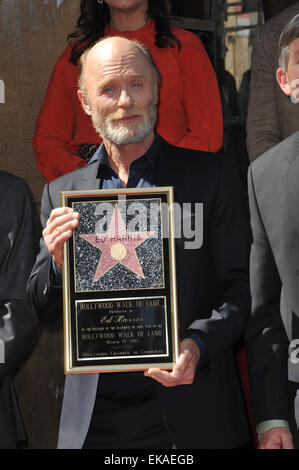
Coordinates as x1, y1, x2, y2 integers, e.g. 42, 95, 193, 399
0, 0, 81, 203
0, 0, 81, 449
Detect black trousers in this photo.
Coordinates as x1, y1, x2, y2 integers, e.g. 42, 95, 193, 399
83, 372, 172, 449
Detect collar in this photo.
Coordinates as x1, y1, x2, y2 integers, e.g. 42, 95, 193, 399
87, 134, 159, 169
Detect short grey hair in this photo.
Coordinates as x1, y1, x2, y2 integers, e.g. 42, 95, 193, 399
78, 37, 160, 98
278, 13, 299, 71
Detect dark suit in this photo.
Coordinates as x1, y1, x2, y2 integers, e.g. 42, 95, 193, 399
246, 131, 299, 446
28, 137, 252, 448
0, 171, 40, 448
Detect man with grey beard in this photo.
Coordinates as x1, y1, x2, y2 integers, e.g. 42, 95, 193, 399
28, 36, 252, 449
78, 38, 159, 148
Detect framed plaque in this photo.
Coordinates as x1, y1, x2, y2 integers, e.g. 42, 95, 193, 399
61, 186, 179, 373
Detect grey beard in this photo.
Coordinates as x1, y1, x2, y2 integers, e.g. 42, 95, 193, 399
91, 106, 157, 145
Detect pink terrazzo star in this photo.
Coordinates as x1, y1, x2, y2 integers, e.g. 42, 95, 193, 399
80, 204, 154, 281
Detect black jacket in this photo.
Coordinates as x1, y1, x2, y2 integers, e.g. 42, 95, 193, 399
28, 137, 252, 448
0, 172, 40, 448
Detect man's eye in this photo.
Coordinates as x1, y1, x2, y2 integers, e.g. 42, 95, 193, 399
103, 86, 115, 93
132, 82, 142, 87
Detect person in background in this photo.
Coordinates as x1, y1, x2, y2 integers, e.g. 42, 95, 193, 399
246, 12, 299, 451
276, 13, 299, 106
246, 2, 299, 161
0, 171, 40, 449
246, 126, 299, 449
33, 0, 223, 182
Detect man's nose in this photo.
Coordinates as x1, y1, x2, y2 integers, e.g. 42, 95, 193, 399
118, 88, 133, 107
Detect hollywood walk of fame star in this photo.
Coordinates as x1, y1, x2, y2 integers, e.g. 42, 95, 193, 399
80, 204, 155, 281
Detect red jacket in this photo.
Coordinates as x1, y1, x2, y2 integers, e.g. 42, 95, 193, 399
33, 21, 223, 182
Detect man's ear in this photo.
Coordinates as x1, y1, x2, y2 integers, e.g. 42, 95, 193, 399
276, 67, 292, 96
77, 89, 92, 116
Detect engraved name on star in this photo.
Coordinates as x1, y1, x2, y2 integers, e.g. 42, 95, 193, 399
80, 204, 154, 281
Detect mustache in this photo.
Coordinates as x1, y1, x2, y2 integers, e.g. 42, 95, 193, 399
105, 110, 143, 122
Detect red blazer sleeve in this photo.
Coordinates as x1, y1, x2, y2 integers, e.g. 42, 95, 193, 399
176, 32, 223, 152
32, 47, 83, 182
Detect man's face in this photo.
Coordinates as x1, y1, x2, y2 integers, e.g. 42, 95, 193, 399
79, 40, 157, 145
277, 37, 299, 102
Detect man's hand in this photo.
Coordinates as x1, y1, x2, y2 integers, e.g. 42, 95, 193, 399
259, 427, 294, 449
144, 338, 200, 387
43, 207, 80, 271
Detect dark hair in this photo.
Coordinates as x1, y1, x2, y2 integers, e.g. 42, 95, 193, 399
68, 0, 180, 65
